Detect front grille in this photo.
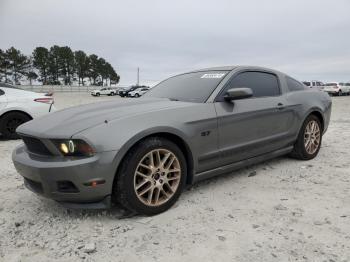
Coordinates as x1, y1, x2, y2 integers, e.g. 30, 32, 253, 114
24, 177, 44, 194
21, 136, 52, 156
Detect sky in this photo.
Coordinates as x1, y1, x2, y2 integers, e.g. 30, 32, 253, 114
1, 0, 350, 85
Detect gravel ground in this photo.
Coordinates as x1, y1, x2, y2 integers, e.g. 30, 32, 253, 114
0, 93, 349, 262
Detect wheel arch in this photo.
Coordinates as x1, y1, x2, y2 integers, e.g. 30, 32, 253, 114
305, 110, 324, 132
0, 109, 33, 121
112, 129, 195, 190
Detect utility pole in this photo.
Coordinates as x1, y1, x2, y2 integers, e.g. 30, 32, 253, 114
137, 67, 139, 86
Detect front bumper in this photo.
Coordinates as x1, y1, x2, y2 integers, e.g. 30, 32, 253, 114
12, 144, 118, 208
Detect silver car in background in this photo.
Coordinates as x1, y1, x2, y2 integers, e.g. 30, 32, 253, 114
12, 66, 332, 215
128, 87, 150, 97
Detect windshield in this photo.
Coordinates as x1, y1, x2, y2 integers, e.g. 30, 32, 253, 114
144, 71, 229, 103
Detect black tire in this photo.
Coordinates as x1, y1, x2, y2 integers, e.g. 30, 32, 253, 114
135, 93, 140, 98
96, 93, 100, 97
0, 112, 31, 139
113, 137, 187, 215
290, 114, 322, 160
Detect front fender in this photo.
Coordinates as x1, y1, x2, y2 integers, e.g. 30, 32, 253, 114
111, 126, 193, 176
73, 121, 195, 179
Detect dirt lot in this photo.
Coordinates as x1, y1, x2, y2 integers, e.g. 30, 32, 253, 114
0, 93, 349, 262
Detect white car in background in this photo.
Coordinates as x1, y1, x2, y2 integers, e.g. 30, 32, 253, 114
128, 87, 150, 97
0, 84, 54, 139
91, 87, 117, 96
323, 82, 350, 96
302, 80, 325, 91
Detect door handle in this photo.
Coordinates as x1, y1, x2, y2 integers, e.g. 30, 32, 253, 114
277, 103, 285, 110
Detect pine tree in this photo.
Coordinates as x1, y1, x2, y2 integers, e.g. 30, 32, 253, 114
6, 47, 30, 84
88, 54, 100, 85
58, 46, 75, 85
74, 50, 90, 86
32, 47, 50, 84
2, 45, 120, 86
48, 45, 61, 84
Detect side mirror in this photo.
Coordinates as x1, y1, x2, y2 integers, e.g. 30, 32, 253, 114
224, 87, 253, 101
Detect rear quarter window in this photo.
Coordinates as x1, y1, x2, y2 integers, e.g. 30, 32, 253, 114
286, 77, 307, 92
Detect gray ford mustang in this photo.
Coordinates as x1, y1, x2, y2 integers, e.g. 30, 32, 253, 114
12, 66, 332, 215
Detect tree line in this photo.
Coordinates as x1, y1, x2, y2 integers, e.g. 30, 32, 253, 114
0, 46, 120, 86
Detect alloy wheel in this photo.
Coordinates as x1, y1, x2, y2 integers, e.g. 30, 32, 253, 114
134, 149, 181, 207
304, 120, 321, 155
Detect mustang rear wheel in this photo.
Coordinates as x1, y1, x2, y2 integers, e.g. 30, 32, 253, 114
113, 137, 186, 215
290, 115, 322, 160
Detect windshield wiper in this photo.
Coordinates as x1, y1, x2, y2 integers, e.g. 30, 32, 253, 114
168, 98, 179, 101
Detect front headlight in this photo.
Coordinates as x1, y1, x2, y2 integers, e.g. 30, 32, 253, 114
52, 139, 95, 157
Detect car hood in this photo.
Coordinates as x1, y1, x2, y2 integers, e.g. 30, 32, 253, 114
17, 98, 191, 138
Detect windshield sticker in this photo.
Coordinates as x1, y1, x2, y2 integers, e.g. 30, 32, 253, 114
201, 73, 225, 79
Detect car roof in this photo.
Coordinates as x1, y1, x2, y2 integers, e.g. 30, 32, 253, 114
187, 65, 285, 75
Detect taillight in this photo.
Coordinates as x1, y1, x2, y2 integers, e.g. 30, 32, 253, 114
34, 97, 54, 104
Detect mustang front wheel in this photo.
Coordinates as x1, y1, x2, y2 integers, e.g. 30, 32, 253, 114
113, 137, 186, 215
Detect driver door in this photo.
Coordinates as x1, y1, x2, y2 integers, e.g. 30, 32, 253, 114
214, 71, 296, 166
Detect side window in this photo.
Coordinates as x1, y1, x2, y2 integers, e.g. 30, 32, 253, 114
286, 77, 307, 92
0, 89, 4, 96
220, 71, 280, 99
